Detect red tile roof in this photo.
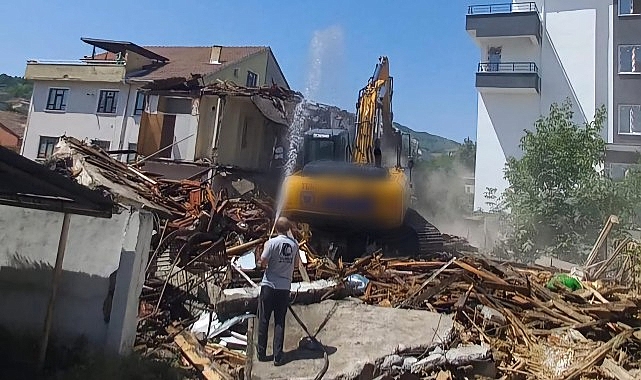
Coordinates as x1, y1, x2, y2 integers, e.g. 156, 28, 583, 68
87, 46, 269, 81
0, 111, 27, 138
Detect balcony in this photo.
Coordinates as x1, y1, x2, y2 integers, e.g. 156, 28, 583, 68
466, 2, 541, 44
476, 62, 540, 93
25, 59, 126, 82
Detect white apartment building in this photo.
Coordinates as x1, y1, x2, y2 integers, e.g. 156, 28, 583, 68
467, 0, 641, 211
21, 38, 289, 163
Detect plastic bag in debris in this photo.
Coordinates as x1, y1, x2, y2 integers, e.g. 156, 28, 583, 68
546, 273, 582, 291
191, 311, 255, 339
344, 274, 369, 295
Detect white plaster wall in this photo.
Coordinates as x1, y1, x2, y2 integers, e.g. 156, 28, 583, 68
478, 37, 540, 66
0, 205, 152, 354
22, 80, 143, 160
474, 93, 540, 210
171, 113, 198, 161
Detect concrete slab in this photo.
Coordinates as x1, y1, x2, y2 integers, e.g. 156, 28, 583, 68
250, 299, 454, 380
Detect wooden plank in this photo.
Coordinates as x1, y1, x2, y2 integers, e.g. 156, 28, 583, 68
454, 260, 509, 285
600, 358, 636, 380
167, 326, 232, 380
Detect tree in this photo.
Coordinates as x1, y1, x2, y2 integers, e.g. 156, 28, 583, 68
501, 99, 641, 263
457, 137, 476, 171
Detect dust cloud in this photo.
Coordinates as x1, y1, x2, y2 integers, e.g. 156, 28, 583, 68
411, 161, 482, 247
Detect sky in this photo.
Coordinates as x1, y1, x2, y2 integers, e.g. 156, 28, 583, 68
0, 0, 485, 143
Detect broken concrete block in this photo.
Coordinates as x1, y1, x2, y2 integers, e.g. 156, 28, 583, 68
381, 354, 403, 369
480, 305, 506, 325
402, 356, 418, 371
410, 353, 446, 373
445, 344, 491, 366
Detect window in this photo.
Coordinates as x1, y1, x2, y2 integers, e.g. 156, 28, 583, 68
92, 139, 111, 151
619, 105, 641, 134
46, 88, 68, 111
246, 71, 258, 87
97, 90, 119, 114
37, 136, 58, 159
133, 91, 145, 115
619, 45, 641, 73
620, 0, 641, 15
127, 143, 138, 163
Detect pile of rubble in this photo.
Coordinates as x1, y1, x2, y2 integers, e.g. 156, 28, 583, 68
45, 137, 641, 379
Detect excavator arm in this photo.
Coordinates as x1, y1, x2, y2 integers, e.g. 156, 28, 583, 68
352, 56, 396, 166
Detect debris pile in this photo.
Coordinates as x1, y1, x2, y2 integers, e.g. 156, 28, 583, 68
45, 137, 641, 379
310, 253, 641, 379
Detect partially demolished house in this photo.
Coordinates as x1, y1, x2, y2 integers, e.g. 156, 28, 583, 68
21, 37, 291, 167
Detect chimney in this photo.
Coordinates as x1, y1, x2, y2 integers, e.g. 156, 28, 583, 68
210, 45, 222, 64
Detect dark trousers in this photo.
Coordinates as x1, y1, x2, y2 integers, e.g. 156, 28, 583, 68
257, 285, 290, 360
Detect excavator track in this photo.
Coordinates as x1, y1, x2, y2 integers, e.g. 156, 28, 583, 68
402, 208, 444, 255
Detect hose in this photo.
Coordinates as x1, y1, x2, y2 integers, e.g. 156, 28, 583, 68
286, 303, 329, 380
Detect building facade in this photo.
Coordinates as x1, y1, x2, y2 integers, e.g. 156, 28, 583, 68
467, 0, 641, 211
21, 38, 289, 164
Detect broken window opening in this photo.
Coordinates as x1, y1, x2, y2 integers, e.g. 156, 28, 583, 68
37, 136, 58, 159
246, 71, 258, 87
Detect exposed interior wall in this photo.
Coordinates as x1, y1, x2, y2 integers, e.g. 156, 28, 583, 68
22, 80, 142, 160
0, 205, 152, 354
194, 95, 220, 160
216, 97, 277, 171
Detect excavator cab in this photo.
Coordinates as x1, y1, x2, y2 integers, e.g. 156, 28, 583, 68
301, 128, 351, 165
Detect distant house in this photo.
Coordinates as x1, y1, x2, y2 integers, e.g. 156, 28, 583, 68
21, 37, 290, 165
0, 110, 26, 152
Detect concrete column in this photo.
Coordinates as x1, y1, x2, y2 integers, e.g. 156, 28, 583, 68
105, 209, 153, 354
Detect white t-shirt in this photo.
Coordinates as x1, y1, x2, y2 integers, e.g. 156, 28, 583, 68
260, 234, 298, 290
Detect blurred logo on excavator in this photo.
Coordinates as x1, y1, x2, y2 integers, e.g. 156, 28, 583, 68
301, 191, 314, 205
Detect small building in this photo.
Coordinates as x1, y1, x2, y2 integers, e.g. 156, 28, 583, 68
0, 110, 26, 152
21, 37, 290, 164
0, 143, 157, 356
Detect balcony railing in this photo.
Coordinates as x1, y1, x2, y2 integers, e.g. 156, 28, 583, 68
468, 2, 538, 15
478, 62, 538, 73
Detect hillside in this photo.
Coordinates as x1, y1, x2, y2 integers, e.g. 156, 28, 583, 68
393, 122, 460, 154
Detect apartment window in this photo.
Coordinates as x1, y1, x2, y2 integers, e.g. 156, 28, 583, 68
619, 105, 641, 134
46, 88, 68, 111
127, 143, 138, 163
97, 90, 119, 113
620, 0, 641, 15
619, 45, 641, 73
133, 91, 145, 115
246, 71, 258, 87
37, 136, 58, 159
91, 139, 111, 151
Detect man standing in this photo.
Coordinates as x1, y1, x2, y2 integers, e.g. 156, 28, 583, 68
257, 217, 299, 366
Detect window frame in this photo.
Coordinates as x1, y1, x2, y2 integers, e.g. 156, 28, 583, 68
133, 91, 146, 116
126, 143, 138, 163
619, 0, 641, 16
618, 45, 641, 74
246, 70, 259, 87
37, 136, 59, 159
618, 104, 641, 135
45, 88, 69, 112
96, 89, 120, 114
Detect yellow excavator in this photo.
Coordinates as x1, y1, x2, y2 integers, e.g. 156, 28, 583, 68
280, 56, 443, 260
